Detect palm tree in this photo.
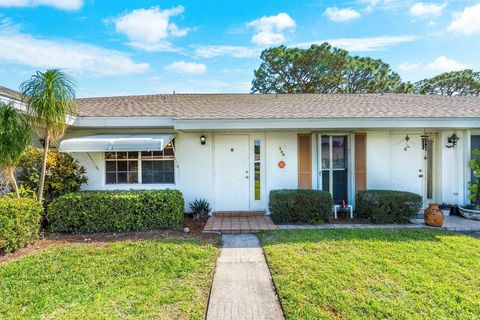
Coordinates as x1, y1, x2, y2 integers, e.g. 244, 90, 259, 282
20, 69, 76, 203
0, 103, 32, 197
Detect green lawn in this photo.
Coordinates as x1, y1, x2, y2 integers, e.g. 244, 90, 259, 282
260, 229, 480, 320
0, 237, 218, 320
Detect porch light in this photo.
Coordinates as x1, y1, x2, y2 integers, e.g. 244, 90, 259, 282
200, 135, 207, 145
421, 132, 430, 150
404, 134, 410, 151
446, 132, 459, 148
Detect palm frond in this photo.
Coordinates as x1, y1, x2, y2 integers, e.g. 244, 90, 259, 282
0, 103, 32, 167
20, 69, 77, 141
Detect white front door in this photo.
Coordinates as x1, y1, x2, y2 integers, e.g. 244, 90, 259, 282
214, 135, 250, 211
390, 134, 425, 198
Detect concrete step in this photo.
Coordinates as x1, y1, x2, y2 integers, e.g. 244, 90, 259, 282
213, 211, 266, 217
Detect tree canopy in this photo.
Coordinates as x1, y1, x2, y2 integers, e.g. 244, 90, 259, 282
414, 70, 480, 96
251, 43, 412, 94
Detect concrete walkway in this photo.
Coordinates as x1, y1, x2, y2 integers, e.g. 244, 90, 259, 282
206, 234, 284, 320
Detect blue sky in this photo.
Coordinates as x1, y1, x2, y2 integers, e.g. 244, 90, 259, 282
0, 0, 479, 97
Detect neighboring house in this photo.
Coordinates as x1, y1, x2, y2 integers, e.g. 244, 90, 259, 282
5, 86, 480, 213
0, 86, 24, 109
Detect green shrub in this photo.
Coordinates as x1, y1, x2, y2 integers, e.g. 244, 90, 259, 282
356, 190, 422, 223
189, 199, 211, 221
48, 190, 184, 233
0, 198, 42, 253
269, 189, 333, 224
17, 146, 88, 205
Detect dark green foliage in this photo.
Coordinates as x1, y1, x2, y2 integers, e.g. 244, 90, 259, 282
189, 199, 211, 221
0, 198, 42, 253
48, 190, 185, 233
17, 146, 88, 205
252, 43, 412, 94
269, 189, 333, 224
356, 190, 422, 223
415, 70, 480, 96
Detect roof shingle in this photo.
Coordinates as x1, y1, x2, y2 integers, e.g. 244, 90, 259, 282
75, 93, 480, 120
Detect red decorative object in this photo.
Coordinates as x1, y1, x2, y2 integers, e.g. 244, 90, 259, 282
278, 160, 286, 169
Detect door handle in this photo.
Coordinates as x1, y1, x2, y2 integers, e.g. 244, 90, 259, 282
419, 174, 424, 178
245, 176, 249, 179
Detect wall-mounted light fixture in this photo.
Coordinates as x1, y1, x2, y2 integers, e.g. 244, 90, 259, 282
446, 132, 459, 148
200, 135, 206, 145
404, 134, 410, 151
421, 132, 430, 150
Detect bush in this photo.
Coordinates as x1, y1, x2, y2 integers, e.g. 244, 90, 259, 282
189, 199, 211, 221
17, 146, 88, 205
0, 198, 42, 253
48, 190, 184, 233
269, 189, 333, 224
356, 190, 422, 223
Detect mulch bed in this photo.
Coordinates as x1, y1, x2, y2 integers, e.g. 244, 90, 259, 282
0, 217, 216, 264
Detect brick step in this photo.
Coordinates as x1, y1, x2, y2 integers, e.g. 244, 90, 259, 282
214, 211, 266, 217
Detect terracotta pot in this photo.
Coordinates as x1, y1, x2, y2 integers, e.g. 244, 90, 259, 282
424, 203, 444, 227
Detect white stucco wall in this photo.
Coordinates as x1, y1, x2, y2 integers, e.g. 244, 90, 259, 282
65, 129, 471, 212
366, 131, 391, 190
265, 132, 298, 192
439, 131, 466, 205
67, 131, 300, 212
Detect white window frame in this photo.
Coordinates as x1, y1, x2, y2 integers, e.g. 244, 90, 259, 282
104, 143, 175, 185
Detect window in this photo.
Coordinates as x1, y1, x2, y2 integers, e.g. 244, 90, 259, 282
105, 152, 139, 184
141, 143, 175, 184
105, 142, 175, 185
254, 140, 261, 200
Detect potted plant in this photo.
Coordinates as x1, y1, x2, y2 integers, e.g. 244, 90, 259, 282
460, 149, 480, 221
438, 203, 452, 217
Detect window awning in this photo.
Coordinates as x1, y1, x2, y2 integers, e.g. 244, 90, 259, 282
58, 134, 175, 152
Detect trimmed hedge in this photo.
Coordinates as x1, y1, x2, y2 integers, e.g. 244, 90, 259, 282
269, 189, 333, 224
0, 198, 42, 253
356, 190, 422, 223
48, 190, 184, 233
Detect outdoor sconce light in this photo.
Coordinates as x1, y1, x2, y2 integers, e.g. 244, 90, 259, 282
446, 132, 459, 148
421, 132, 430, 150
200, 135, 206, 145
404, 134, 410, 151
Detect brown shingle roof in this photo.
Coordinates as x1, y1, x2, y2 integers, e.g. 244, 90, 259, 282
0, 86, 22, 101
73, 93, 480, 120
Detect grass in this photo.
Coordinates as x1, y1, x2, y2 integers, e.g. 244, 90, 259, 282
260, 229, 480, 320
0, 237, 218, 320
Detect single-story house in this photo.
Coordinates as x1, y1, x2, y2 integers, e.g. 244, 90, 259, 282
2, 86, 480, 213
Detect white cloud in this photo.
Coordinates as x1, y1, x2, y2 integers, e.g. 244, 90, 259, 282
324, 7, 361, 22
426, 56, 469, 71
0, 30, 149, 75
165, 61, 206, 74
247, 13, 295, 45
398, 62, 422, 71
193, 45, 260, 58
409, 2, 446, 17
447, 3, 480, 35
296, 35, 418, 52
0, 0, 82, 10
114, 6, 189, 52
